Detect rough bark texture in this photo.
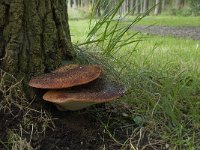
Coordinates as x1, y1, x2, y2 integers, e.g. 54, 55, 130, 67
0, 0, 75, 95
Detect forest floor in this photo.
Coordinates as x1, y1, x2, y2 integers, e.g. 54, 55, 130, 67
132, 25, 200, 40
0, 101, 149, 150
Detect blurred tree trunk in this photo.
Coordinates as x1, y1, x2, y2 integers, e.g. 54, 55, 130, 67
130, 0, 135, 14
135, 0, 140, 14
175, 0, 185, 10
119, 1, 125, 16
68, 0, 73, 8
73, 0, 77, 8
127, 0, 131, 13
154, 0, 161, 15
78, 0, 82, 8
125, 0, 128, 14
143, 0, 149, 13
162, 0, 166, 11
92, 0, 101, 17
140, 0, 143, 13
0, 0, 75, 95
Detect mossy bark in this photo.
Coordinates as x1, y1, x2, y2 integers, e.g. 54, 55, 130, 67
0, 0, 75, 96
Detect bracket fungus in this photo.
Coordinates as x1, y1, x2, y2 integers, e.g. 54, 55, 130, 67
29, 64, 102, 89
43, 78, 126, 111
29, 64, 126, 111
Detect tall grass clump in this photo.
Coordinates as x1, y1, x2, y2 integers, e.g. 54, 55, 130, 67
76, 0, 154, 83
71, 0, 200, 149
82, 0, 151, 55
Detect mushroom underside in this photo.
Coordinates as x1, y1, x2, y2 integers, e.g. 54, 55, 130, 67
56, 102, 97, 111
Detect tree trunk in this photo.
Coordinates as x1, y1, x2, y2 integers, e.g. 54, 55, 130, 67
162, 0, 166, 11
175, 0, 185, 10
140, 0, 143, 14
130, 0, 135, 15
0, 0, 75, 96
68, 0, 73, 8
135, 0, 140, 14
73, 0, 78, 8
154, 0, 161, 15
143, 0, 149, 13
78, 0, 82, 8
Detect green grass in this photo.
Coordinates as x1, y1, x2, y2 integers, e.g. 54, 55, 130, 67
70, 20, 90, 43
127, 15, 200, 27
68, 8, 200, 27
68, 7, 90, 20
69, 18, 200, 149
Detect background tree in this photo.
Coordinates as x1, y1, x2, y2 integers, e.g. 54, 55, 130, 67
154, 0, 161, 15
130, 0, 136, 15
143, 0, 149, 14
190, 0, 200, 15
0, 0, 75, 95
162, 0, 166, 11
73, 0, 78, 8
68, 0, 73, 8
139, 0, 143, 14
135, 0, 141, 14
175, 0, 185, 10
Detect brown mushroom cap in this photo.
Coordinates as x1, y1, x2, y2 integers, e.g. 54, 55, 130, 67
29, 64, 102, 89
43, 78, 126, 110
53, 64, 79, 73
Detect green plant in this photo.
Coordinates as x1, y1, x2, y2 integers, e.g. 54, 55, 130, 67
81, 0, 153, 56
190, 0, 200, 16
70, 17, 200, 148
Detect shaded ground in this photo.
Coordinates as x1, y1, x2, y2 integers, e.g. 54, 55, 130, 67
31, 106, 103, 150
133, 25, 200, 40
1, 102, 153, 150
0, 97, 166, 150
0, 103, 109, 150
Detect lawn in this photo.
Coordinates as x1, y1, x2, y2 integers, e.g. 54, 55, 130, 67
69, 18, 200, 149
126, 15, 200, 27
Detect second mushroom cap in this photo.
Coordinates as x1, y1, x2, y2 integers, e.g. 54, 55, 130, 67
43, 78, 126, 111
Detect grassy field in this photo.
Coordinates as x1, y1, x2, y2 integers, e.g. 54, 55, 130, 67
68, 9, 200, 27
69, 17, 200, 149
127, 16, 200, 26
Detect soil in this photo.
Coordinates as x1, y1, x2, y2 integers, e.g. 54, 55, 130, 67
0, 101, 148, 150
132, 25, 200, 40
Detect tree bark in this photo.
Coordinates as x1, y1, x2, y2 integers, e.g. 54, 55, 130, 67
0, 0, 75, 96
154, 0, 161, 15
